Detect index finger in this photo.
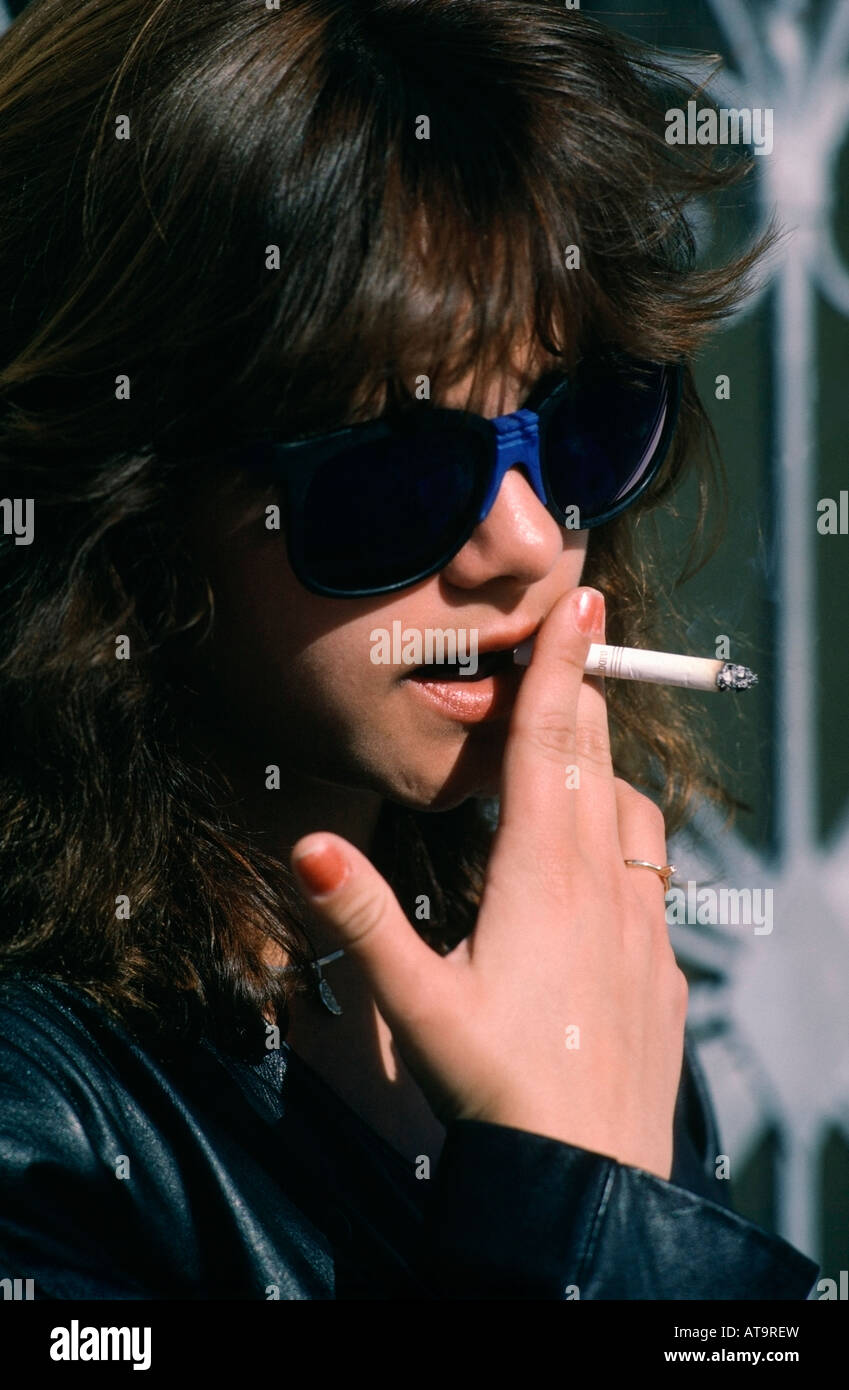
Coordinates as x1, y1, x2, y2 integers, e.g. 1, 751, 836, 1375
495, 586, 608, 853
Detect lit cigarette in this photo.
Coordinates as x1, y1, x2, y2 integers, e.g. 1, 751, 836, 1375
512, 639, 758, 692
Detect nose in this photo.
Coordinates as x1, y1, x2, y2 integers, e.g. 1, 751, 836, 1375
438, 458, 567, 591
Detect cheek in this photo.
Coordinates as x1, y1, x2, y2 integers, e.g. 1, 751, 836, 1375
195, 532, 388, 739
552, 532, 590, 590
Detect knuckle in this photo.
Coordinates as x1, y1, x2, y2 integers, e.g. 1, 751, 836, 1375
615, 779, 667, 831
338, 883, 392, 946
643, 798, 667, 834
573, 719, 612, 770
514, 709, 576, 763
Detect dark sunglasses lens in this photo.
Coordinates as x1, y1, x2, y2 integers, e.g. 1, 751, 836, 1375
299, 424, 486, 593
543, 360, 673, 521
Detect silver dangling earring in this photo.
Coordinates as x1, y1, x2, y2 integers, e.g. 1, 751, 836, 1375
274, 948, 346, 1016
311, 949, 345, 1016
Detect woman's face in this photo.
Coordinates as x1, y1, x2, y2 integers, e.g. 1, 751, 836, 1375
185, 362, 588, 811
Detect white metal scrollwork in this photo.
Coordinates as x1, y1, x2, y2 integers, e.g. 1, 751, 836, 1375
669, 0, 849, 1269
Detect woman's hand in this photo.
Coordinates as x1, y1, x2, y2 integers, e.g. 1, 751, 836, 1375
290, 587, 687, 1180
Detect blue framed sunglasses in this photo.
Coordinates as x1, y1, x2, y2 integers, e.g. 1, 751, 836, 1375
225, 353, 683, 598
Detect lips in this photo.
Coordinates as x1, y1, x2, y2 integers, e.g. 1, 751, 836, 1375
406, 648, 517, 682
403, 622, 543, 683
402, 661, 523, 721
401, 633, 534, 722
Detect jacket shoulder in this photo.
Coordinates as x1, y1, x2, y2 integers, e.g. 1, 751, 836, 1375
0, 971, 124, 1107
0, 971, 181, 1297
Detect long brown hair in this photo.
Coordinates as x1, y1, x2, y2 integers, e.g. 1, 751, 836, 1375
0, 0, 769, 1058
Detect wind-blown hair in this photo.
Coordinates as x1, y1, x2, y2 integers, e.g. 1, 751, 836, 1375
0, 0, 767, 1057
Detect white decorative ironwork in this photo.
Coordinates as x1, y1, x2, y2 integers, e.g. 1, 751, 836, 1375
667, 0, 849, 1269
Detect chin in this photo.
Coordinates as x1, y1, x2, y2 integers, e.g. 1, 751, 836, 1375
381, 735, 507, 810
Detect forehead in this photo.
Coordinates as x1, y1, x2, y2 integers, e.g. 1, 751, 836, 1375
436, 336, 559, 415
349, 325, 563, 425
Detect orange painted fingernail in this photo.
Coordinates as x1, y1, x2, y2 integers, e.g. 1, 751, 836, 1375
292, 842, 349, 896
572, 588, 604, 635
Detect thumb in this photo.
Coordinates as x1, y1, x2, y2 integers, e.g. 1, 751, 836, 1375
290, 833, 442, 1030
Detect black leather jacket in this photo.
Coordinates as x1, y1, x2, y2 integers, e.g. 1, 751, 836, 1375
0, 972, 818, 1299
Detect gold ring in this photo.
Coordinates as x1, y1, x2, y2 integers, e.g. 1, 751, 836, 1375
623, 859, 676, 893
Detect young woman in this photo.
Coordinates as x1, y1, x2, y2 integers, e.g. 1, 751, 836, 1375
0, 0, 818, 1299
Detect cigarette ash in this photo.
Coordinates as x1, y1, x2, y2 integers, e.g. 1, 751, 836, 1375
716, 662, 759, 691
